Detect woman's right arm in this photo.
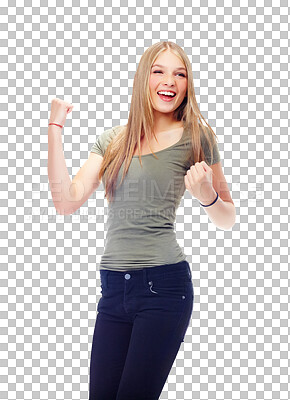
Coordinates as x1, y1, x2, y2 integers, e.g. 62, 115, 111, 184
47, 124, 103, 216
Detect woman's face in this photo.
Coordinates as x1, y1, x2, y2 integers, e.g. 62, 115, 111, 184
149, 50, 188, 115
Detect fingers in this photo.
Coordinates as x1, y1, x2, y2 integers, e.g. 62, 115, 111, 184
184, 174, 191, 190
200, 160, 209, 171
194, 161, 207, 172
187, 162, 207, 184
186, 168, 195, 186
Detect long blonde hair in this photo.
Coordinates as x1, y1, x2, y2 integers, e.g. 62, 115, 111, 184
98, 41, 219, 203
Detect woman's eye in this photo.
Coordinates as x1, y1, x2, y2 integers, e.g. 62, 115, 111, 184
153, 70, 186, 77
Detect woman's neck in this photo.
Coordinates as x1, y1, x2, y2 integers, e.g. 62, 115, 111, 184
153, 120, 183, 135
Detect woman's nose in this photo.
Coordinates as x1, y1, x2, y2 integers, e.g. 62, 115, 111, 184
161, 77, 176, 85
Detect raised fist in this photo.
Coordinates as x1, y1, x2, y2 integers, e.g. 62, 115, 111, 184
49, 98, 74, 127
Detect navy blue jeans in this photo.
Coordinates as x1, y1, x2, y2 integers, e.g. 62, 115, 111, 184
89, 259, 194, 400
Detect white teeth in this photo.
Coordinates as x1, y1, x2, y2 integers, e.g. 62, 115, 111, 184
157, 91, 175, 97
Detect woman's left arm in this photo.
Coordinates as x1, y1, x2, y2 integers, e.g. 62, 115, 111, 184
184, 160, 236, 231
201, 161, 236, 230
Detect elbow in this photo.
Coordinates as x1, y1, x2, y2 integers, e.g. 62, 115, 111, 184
52, 196, 76, 216
217, 221, 235, 231
222, 222, 236, 231
222, 214, 236, 231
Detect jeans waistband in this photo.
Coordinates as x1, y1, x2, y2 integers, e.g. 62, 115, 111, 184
100, 260, 192, 289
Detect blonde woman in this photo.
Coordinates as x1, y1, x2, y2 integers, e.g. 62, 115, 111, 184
48, 41, 235, 400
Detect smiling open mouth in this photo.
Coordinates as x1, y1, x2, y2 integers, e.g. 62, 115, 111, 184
157, 92, 176, 102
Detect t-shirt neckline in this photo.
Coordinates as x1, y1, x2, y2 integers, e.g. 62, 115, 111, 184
132, 127, 186, 158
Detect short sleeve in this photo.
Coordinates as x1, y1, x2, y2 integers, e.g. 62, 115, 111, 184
90, 135, 104, 156
90, 126, 123, 157
200, 126, 221, 166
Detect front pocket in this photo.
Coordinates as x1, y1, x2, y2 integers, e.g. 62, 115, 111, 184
147, 278, 190, 300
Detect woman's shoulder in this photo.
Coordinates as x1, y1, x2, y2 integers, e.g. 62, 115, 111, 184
101, 124, 125, 142
91, 125, 125, 157
100, 124, 124, 139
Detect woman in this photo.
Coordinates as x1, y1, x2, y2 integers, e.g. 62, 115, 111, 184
48, 41, 235, 400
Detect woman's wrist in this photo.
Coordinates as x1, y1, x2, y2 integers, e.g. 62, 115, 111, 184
48, 124, 63, 137
48, 122, 63, 128
198, 189, 219, 207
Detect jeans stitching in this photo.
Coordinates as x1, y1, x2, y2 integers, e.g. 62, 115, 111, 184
148, 281, 158, 294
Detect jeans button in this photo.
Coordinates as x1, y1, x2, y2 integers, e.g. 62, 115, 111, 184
124, 274, 131, 280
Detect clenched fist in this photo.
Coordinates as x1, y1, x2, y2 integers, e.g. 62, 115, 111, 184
49, 98, 74, 127
184, 161, 216, 205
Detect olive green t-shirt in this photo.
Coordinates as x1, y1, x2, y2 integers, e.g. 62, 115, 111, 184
91, 124, 220, 271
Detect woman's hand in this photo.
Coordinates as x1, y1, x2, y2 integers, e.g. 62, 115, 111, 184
49, 98, 74, 127
184, 161, 216, 205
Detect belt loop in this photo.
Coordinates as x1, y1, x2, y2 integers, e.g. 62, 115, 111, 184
101, 270, 109, 290
143, 268, 148, 286
186, 261, 192, 279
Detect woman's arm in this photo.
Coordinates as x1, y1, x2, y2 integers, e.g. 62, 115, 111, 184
202, 161, 236, 230
47, 124, 74, 214
47, 125, 102, 215
201, 194, 236, 231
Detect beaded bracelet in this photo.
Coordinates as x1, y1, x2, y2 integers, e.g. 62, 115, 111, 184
49, 123, 63, 128
199, 191, 219, 207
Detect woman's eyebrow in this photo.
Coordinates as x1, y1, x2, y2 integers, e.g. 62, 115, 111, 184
151, 64, 186, 71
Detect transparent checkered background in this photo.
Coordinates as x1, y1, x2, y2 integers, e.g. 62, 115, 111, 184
1, 1, 289, 399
